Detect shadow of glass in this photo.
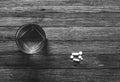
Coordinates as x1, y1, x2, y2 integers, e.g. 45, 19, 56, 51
0, 39, 54, 82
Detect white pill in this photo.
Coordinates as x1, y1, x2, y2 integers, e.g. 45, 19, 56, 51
80, 57, 83, 60
72, 53, 79, 56
79, 51, 83, 55
78, 56, 82, 59
73, 58, 80, 62
78, 56, 83, 60
70, 55, 74, 59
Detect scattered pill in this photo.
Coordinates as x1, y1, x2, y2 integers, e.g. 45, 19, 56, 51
70, 55, 74, 59
79, 51, 83, 55
78, 56, 83, 60
73, 58, 80, 62
72, 53, 79, 56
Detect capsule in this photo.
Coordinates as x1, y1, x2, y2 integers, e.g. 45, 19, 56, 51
15, 24, 46, 54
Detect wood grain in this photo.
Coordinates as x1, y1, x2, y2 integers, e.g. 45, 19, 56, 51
1, 0, 120, 5
1, 6, 120, 13
0, 68, 120, 82
0, 0, 120, 17
1, 14, 120, 27
0, 27, 120, 41
1, 0, 120, 6
0, 41, 119, 68
0, 0, 120, 81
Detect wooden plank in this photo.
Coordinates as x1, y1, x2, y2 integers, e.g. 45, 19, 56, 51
0, 1, 120, 18
1, 0, 120, 6
0, 69, 120, 82
0, 27, 120, 41
0, 0, 120, 13
0, 6, 120, 14
0, 41, 120, 68
1, 14, 120, 27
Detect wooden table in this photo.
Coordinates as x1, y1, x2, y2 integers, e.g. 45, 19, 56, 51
0, 0, 120, 82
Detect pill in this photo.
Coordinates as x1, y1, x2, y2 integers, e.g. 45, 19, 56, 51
73, 58, 80, 62
72, 53, 79, 56
70, 55, 74, 59
79, 51, 83, 55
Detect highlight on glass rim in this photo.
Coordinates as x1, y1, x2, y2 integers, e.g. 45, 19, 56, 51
15, 23, 46, 54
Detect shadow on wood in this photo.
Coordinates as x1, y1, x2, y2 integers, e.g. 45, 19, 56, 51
0, 39, 54, 82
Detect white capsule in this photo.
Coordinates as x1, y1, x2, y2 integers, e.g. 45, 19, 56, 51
72, 53, 79, 56
78, 55, 82, 59
73, 58, 80, 62
70, 55, 74, 59
81, 57, 83, 60
80, 57, 83, 60
79, 51, 83, 55
78, 56, 83, 60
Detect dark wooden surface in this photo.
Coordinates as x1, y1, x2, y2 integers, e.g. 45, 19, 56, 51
0, 0, 120, 82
